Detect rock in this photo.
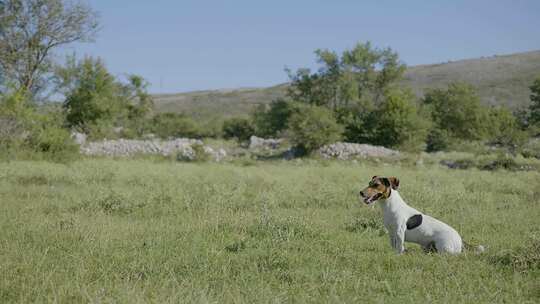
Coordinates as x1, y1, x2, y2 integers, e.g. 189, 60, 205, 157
71, 131, 86, 145
249, 135, 282, 150
80, 138, 226, 161
318, 142, 399, 160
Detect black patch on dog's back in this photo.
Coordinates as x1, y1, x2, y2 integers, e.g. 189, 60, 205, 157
406, 214, 423, 230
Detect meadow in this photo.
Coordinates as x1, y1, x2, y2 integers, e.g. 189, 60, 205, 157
0, 159, 538, 303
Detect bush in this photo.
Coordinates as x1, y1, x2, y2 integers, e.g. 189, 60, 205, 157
529, 76, 540, 129
488, 107, 528, 149
176, 143, 210, 162
370, 89, 430, 151
61, 57, 124, 131
0, 92, 79, 162
252, 99, 296, 137
222, 117, 255, 141
423, 82, 489, 141
520, 139, 540, 159
286, 104, 343, 154
151, 113, 200, 139
426, 128, 454, 152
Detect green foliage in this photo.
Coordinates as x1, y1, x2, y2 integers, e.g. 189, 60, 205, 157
0, 90, 78, 162
151, 112, 200, 139
423, 83, 489, 151
191, 143, 210, 162
529, 76, 540, 129
369, 89, 431, 151
0, 0, 99, 95
121, 75, 155, 137
252, 99, 295, 137
286, 104, 343, 154
287, 41, 405, 111
520, 139, 540, 159
57, 56, 155, 139
426, 128, 454, 152
487, 107, 528, 148
27, 122, 79, 162
222, 117, 255, 142
60, 57, 124, 130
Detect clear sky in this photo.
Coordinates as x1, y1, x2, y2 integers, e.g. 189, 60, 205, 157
63, 0, 540, 93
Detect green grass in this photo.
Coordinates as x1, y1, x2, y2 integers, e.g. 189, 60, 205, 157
0, 159, 539, 303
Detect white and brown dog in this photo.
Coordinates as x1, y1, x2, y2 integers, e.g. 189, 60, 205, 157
359, 176, 483, 254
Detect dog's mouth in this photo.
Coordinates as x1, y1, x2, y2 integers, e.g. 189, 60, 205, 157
363, 193, 382, 205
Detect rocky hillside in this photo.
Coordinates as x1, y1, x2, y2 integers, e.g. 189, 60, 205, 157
153, 50, 540, 118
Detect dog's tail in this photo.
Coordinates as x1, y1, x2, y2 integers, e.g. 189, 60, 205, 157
463, 240, 486, 254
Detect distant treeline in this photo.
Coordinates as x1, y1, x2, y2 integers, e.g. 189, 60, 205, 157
1, 1, 539, 161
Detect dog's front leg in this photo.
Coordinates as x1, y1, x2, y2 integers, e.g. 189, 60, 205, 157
390, 224, 406, 254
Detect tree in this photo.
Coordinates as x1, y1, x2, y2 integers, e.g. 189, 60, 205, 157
0, 0, 99, 95
370, 89, 431, 151
252, 99, 296, 137
423, 82, 488, 141
150, 112, 200, 139
286, 42, 405, 111
222, 117, 254, 142
286, 104, 343, 154
60, 57, 121, 131
487, 106, 527, 149
529, 76, 540, 128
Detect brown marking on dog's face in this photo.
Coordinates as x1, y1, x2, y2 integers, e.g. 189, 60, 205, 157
358, 176, 399, 205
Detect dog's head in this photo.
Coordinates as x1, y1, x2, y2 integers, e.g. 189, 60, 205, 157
359, 176, 399, 205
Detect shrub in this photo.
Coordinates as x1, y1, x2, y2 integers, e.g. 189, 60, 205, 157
529, 76, 540, 129
26, 110, 79, 162
151, 112, 200, 139
423, 82, 489, 141
176, 143, 210, 162
370, 89, 430, 151
286, 104, 343, 154
488, 107, 528, 149
222, 117, 255, 141
520, 139, 540, 159
252, 99, 296, 137
1, 91, 78, 162
61, 57, 124, 131
426, 128, 454, 152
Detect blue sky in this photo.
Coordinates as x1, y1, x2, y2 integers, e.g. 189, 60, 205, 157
63, 0, 540, 93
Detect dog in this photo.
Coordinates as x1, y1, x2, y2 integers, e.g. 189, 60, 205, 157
359, 176, 483, 254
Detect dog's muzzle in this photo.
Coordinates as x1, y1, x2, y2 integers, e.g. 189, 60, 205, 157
360, 192, 382, 205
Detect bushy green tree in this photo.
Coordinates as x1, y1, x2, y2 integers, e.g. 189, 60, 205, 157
57, 56, 154, 139
120, 75, 155, 137
222, 117, 254, 141
488, 106, 527, 148
252, 99, 296, 137
287, 42, 405, 111
529, 76, 540, 130
150, 113, 200, 139
286, 104, 343, 154
370, 89, 430, 151
0, 0, 98, 95
285, 42, 408, 148
423, 83, 488, 149
59, 57, 123, 131
0, 90, 78, 161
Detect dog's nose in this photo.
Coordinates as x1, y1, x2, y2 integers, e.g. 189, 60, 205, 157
359, 191, 364, 197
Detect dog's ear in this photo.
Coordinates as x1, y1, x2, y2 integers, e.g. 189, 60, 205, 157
372, 175, 378, 180
381, 177, 390, 187
388, 177, 400, 190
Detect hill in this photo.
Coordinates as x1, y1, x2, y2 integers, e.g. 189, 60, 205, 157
153, 50, 540, 119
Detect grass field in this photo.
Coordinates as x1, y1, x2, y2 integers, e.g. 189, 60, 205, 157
0, 159, 539, 303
